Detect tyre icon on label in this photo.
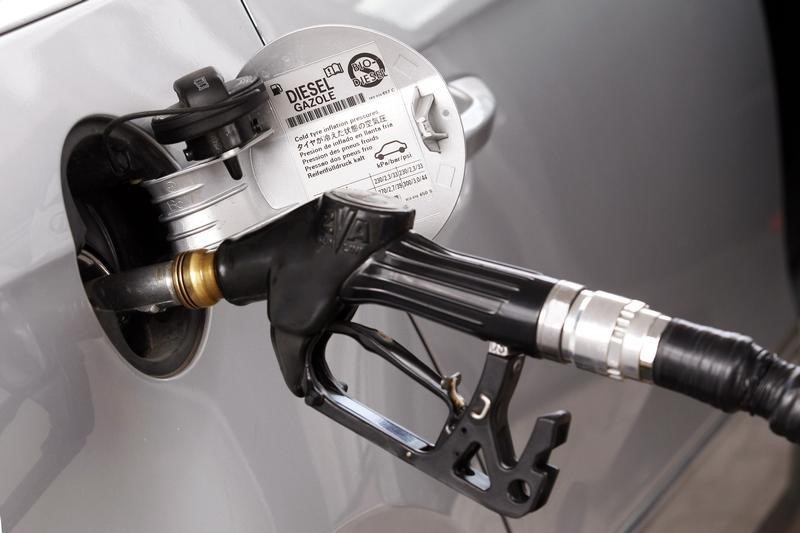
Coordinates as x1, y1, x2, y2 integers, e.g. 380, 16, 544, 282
375, 140, 408, 160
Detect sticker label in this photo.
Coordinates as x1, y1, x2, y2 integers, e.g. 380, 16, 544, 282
265, 42, 435, 206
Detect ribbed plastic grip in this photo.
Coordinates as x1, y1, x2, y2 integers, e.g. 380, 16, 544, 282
653, 318, 800, 443
340, 233, 557, 355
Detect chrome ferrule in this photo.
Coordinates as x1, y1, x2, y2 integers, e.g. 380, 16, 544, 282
536, 280, 671, 382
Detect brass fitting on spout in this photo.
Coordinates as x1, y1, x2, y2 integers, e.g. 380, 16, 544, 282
172, 250, 222, 310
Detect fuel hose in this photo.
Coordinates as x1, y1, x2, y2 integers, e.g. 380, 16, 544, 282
654, 319, 800, 443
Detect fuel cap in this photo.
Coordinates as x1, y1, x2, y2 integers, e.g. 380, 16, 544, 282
239, 25, 466, 238
151, 67, 270, 180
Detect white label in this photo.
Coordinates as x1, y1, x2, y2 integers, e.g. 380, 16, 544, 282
265, 42, 435, 207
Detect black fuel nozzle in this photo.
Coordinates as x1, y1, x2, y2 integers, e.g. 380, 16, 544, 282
211, 189, 569, 517
210, 187, 800, 515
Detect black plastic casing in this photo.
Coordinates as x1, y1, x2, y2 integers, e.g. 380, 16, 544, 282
212, 191, 569, 516
341, 233, 557, 357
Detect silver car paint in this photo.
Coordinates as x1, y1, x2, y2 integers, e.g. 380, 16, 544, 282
0, 1, 794, 532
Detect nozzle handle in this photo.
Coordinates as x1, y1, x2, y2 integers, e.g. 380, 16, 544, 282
340, 233, 557, 356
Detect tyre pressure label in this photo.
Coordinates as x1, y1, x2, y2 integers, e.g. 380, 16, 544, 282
265, 42, 435, 205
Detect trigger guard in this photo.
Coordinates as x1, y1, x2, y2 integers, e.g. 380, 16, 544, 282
322, 321, 452, 406
299, 323, 571, 518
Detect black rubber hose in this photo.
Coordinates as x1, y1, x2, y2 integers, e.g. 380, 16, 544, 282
653, 318, 800, 443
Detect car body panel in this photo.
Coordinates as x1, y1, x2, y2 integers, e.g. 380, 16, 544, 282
0, 0, 84, 35
0, 0, 795, 532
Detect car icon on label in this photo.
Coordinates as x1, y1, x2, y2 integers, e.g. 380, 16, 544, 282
375, 140, 408, 160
